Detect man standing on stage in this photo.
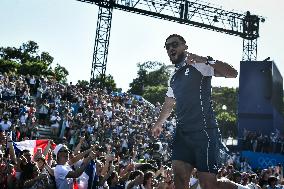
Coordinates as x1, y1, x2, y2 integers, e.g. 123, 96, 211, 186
152, 34, 246, 189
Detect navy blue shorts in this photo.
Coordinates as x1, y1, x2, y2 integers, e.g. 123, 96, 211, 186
172, 128, 219, 174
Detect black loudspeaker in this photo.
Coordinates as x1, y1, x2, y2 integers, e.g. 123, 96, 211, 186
271, 63, 284, 113
238, 61, 273, 115
238, 61, 284, 137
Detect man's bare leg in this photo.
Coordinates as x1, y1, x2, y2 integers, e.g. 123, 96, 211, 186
172, 160, 194, 189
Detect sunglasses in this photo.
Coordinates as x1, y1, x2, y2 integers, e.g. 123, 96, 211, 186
164, 41, 180, 50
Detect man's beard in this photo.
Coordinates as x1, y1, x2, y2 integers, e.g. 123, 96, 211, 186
172, 52, 186, 65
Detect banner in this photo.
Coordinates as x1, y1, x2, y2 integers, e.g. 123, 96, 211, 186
241, 151, 284, 169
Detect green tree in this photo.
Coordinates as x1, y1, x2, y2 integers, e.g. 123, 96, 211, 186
40, 51, 54, 66
77, 80, 90, 88
0, 41, 69, 82
20, 41, 39, 55
128, 61, 170, 104
0, 59, 19, 73
18, 61, 49, 76
212, 87, 238, 138
93, 74, 117, 91
0, 41, 40, 64
216, 111, 237, 138
53, 64, 69, 84
103, 74, 117, 91
0, 47, 22, 62
143, 85, 168, 105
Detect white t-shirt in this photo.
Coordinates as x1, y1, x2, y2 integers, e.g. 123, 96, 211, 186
105, 110, 113, 120
247, 183, 259, 189
20, 114, 27, 124
38, 104, 49, 114
51, 115, 61, 128
78, 172, 89, 189
97, 181, 109, 189
29, 78, 36, 85
54, 164, 74, 189
190, 177, 202, 189
121, 139, 128, 148
0, 120, 12, 131
124, 181, 141, 189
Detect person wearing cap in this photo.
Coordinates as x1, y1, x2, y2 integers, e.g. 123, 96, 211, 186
53, 144, 96, 189
266, 175, 282, 189
125, 170, 144, 189
0, 115, 12, 131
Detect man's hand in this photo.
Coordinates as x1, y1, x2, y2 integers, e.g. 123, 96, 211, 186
126, 163, 135, 172
152, 123, 163, 138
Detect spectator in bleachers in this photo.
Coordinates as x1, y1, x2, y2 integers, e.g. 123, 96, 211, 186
0, 72, 282, 189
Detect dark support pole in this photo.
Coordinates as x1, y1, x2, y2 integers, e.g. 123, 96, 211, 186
90, 5, 113, 88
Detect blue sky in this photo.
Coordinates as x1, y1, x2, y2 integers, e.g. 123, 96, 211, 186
0, 0, 283, 91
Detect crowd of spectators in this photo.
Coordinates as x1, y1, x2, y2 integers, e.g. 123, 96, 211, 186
0, 72, 283, 189
242, 129, 284, 154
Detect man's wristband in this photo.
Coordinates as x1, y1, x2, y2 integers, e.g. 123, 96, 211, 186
206, 56, 216, 65
206, 60, 216, 65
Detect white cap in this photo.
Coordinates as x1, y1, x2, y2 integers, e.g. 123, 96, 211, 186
53, 144, 63, 157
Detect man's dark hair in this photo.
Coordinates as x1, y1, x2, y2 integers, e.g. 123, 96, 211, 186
143, 171, 154, 185
22, 149, 30, 153
129, 170, 143, 180
268, 175, 278, 185
165, 34, 186, 44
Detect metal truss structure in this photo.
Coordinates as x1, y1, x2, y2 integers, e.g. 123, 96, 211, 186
77, 0, 263, 86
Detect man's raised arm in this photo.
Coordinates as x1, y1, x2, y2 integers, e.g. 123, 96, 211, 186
186, 52, 238, 78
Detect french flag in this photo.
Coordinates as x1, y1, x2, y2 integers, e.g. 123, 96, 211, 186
14, 139, 56, 156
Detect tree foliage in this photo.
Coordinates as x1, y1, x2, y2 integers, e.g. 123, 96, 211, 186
212, 87, 238, 138
92, 74, 118, 91
53, 64, 69, 84
40, 51, 54, 66
0, 59, 19, 73
77, 80, 90, 88
0, 41, 68, 83
143, 85, 168, 105
18, 61, 49, 76
128, 61, 170, 104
